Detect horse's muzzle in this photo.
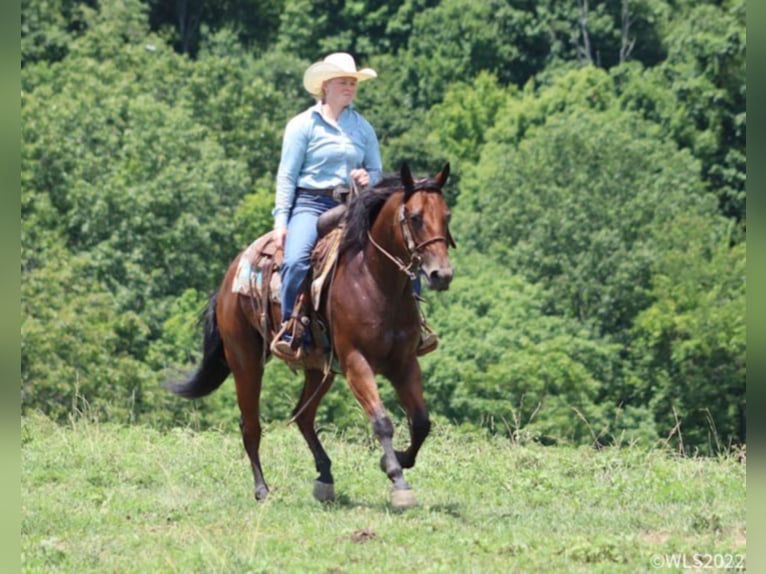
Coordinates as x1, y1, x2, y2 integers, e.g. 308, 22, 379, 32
424, 266, 453, 291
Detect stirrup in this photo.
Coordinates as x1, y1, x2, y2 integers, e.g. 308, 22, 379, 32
416, 321, 439, 356
270, 320, 301, 361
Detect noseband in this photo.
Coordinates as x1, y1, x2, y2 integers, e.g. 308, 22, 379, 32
367, 184, 452, 280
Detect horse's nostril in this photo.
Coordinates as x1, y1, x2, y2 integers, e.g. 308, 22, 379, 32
428, 268, 453, 290
431, 268, 452, 280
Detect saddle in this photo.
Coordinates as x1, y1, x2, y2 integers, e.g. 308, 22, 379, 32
231, 223, 345, 370
231, 231, 283, 304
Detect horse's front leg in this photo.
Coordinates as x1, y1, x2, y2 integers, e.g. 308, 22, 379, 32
371, 411, 413, 494
388, 358, 431, 470
343, 352, 416, 508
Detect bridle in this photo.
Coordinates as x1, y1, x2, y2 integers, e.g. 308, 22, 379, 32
367, 182, 455, 280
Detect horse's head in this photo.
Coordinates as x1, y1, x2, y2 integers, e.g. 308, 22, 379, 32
399, 163, 455, 291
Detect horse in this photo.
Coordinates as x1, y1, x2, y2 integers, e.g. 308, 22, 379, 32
166, 163, 455, 508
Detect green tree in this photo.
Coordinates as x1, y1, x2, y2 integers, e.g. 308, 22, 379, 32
612, 1, 745, 225
416, 252, 637, 445
21, 0, 257, 424
185, 29, 288, 183
21, 245, 154, 423
424, 72, 513, 168
380, 0, 532, 110
23, 71, 250, 318
657, 1, 745, 223
628, 221, 745, 452
462, 105, 711, 336
451, 67, 743, 450
144, 0, 283, 56
20, 0, 745, 450
370, 71, 512, 197
21, 0, 79, 66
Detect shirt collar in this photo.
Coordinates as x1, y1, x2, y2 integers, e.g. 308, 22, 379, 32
311, 101, 354, 121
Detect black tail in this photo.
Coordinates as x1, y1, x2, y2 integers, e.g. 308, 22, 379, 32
164, 292, 231, 399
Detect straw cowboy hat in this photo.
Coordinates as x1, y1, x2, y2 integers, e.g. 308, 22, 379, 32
303, 52, 377, 98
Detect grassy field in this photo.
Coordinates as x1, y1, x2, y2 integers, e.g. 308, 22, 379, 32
21, 412, 745, 573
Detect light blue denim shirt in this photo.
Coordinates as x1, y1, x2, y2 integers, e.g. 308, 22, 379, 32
272, 102, 383, 229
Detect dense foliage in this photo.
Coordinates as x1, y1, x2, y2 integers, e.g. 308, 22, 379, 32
21, 0, 746, 454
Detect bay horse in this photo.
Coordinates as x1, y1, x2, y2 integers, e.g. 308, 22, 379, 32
166, 163, 454, 508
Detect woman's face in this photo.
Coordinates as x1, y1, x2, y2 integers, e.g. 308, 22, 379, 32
323, 76, 358, 105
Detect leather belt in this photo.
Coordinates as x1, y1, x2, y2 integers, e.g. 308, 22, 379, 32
296, 186, 335, 197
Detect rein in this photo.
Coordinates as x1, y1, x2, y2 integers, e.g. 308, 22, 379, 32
367, 229, 419, 279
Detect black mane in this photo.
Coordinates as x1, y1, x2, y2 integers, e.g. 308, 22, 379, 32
339, 173, 403, 255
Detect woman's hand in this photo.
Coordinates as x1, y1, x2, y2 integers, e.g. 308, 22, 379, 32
349, 168, 370, 188
274, 226, 287, 250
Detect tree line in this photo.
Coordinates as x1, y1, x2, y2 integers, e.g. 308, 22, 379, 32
21, 0, 745, 453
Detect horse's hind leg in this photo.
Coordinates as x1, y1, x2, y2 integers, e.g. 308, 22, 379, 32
292, 369, 336, 502
220, 317, 269, 501
230, 352, 269, 501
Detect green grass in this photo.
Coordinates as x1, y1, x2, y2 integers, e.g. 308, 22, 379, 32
22, 412, 745, 573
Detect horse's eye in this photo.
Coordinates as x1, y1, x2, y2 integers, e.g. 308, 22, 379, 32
410, 212, 423, 230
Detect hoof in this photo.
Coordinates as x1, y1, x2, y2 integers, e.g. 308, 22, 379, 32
255, 486, 269, 502
313, 480, 335, 503
391, 488, 417, 509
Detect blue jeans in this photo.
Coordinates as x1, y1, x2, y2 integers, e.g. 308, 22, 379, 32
280, 192, 338, 322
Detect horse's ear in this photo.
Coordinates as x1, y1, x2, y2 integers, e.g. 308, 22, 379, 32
401, 162, 415, 201
447, 228, 457, 249
434, 162, 451, 188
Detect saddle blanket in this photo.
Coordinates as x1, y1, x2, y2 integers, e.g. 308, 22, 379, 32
231, 228, 343, 312
231, 232, 282, 303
